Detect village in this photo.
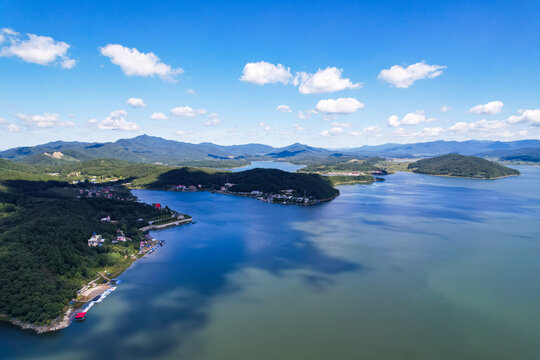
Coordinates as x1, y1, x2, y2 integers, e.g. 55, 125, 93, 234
170, 182, 319, 205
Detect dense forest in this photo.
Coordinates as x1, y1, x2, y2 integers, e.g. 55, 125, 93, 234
0, 179, 168, 325
408, 154, 520, 178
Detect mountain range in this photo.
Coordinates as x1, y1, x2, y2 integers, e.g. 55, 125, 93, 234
1, 135, 539, 165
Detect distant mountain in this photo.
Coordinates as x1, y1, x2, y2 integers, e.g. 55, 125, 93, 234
346, 140, 540, 158
2, 136, 540, 165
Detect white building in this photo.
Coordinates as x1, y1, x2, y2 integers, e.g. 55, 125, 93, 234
88, 233, 103, 247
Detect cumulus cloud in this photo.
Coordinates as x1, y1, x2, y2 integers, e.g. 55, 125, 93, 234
316, 98, 364, 114
100, 44, 183, 81
387, 111, 435, 127
203, 113, 221, 126
16, 112, 74, 128
150, 112, 167, 120
93, 110, 140, 131
450, 119, 507, 133
320, 127, 344, 136
440, 106, 451, 112
126, 97, 146, 108
351, 125, 382, 136
507, 109, 540, 126
170, 106, 207, 117
276, 104, 292, 113
294, 124, 304, 131
186, 89, 196, 95
378, 61, 446, 88
259, 122, 270, 131
240, 61, 292, 85
240, 62, 361, 94
0, 30, 76, 68
468, 101, 503, 115
296, 67, 361, 94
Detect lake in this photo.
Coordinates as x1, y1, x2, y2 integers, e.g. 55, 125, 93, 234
1, 166, 540, 359
228, 160, 305, 172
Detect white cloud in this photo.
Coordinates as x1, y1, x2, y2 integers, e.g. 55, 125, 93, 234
296, 67, 361, 94
393, 127, 444, 138
240, 61, 292, 85
176, 130, 186, 135
7, 124, 21, 132
297, 109, 318, 119
448, 118, 532, 140
378, 61, 446, 88
100, 44, 183, 81
241, 62, 361, 94
16, 112, 74, 128
276, 104, 292, 113
450, 119, 507, 133
294, 124, 304, 131
0, 117, 6, 124
0, 31, 76, 68
387, 111, 435, 127
2, 28, 18, 36
203, 113, 221, 126
507, 109, 540, 126
316, 98, 364, 114
126, 97, 146, 108
186, 89, 196, 95
170, 106, 207, 117
351, 125, 382, 136
150, 112, 167, 120
440, 106, 451, 112
95, 110, 140, 131
387, 115, 400, 127
468, 101, 503, 115
320, 127, 344, 136
259, 122, 270, 131
227, 128, 237, 133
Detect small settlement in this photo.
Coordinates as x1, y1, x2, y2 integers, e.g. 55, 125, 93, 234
170, 182, 319, 205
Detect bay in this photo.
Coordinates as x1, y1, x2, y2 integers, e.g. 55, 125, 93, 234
1, 166, 539, 359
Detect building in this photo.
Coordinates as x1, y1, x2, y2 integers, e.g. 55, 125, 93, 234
88, 233, 103, 247
116, 230, 127, 242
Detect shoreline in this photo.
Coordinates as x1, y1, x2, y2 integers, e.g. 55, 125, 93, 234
3, 218, 190, 334
412, 172, 520, 180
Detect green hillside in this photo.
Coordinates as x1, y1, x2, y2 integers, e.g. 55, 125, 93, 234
408, 154, 520, 179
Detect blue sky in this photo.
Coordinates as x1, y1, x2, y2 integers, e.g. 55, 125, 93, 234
1, 0, 540, 149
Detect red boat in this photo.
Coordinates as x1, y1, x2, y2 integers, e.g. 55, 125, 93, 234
75, 312, 87, 321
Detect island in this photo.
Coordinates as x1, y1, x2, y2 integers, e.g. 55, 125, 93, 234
407, 154, 520, 179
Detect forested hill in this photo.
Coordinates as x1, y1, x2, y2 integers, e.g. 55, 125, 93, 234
0, 179, 168, 326
408, 154, 520, 179
149, 168, 340, 200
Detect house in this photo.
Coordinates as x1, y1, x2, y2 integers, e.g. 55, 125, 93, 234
154, 203, 161, 209
116, 230, 127, 242
88, 233, 103, 247
100, 216, 111, 222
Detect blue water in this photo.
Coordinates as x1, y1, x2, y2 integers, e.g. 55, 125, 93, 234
1, 166, 540, 359
228, 161, 305, 172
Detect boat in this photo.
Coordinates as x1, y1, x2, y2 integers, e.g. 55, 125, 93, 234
92, 295, 101, 302
75, 312, 86, 321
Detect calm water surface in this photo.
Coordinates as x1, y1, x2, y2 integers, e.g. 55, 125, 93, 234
1, 166, 540, 359
228, 161, 305, 172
